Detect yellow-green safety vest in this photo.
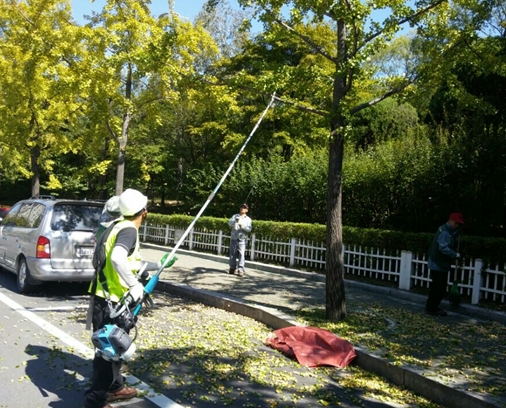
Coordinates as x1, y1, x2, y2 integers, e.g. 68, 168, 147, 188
93, 220, 141, 302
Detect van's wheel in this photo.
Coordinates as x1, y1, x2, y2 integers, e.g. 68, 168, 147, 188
17, 259, 36, 294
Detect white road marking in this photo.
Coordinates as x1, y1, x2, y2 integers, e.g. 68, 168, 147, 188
0, 291, 184, 408
27, 305, 89, 311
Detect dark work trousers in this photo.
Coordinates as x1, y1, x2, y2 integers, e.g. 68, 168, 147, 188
426, 269, 450, 312
84, 296, 125, 408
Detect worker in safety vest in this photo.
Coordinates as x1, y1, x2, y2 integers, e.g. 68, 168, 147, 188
84, 188, 156, 408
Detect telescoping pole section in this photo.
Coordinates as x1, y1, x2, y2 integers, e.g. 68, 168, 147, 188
156, 93, 276, 274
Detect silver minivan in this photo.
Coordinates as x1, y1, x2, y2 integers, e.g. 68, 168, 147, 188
0, 196, 103, 293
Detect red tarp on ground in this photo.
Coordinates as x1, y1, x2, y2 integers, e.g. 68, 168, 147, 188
265, 326, 357, 368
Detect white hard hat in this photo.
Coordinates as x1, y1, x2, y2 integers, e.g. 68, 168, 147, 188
119, 189, 148, 216
105, 195, 121, 215
99, 195, 123, 227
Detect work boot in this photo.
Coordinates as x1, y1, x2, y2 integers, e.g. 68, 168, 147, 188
107, 386, 138, 402
426, 308, 447, 317
229, 268, 236, 275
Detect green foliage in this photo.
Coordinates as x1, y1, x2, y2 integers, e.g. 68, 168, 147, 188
77, 1, 221, 195
175, 119, 506, 239
219, 22, 332, 155
178, 151, 328, 222
343, 130, 437, 231
422, 35, 506, 237
347, 98, 419, 150
0, 0, 90, 194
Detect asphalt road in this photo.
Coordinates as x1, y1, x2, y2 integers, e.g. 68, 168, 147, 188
0, 272, 91, 408
0, 271, 170, 408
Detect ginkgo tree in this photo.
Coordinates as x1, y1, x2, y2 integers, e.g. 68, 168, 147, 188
233, 0, 496, 321
81, 0, 219, 196
0, 0, 89, 196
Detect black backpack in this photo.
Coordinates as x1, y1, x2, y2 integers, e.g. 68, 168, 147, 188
91, 222, 118, 291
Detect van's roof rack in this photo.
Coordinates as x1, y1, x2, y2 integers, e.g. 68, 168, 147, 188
28, 196, 106, 202
30, 195, 56, 200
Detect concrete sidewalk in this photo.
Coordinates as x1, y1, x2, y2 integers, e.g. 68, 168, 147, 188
140, 243, 506, 408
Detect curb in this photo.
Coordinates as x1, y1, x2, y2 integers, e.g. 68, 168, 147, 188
143, 243, 503, 408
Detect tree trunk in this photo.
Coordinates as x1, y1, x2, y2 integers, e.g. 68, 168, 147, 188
325, 18, 348, 322
98, 135, 111, 199
115, 141, 127, 196
30, 144, 40, 197
115, 64, 133, 196
325, 126, 346, 321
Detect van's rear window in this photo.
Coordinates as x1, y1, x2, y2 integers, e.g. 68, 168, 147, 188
51, 204, 103, 231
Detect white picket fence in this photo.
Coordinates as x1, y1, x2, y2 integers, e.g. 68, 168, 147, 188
141, 223, 506, 306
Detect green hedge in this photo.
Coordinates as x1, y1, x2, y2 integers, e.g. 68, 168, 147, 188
147, 213, 506, 265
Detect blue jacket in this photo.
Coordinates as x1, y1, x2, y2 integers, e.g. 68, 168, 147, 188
427, 222, 460, 271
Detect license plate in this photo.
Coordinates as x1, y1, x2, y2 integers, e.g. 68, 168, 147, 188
77, 246, 94, 257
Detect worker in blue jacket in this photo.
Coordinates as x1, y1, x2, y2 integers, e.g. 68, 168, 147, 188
426, 212, 464, 316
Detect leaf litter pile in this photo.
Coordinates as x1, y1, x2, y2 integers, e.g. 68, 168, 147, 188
295, 300, 506, 407
113, 293, 446, 408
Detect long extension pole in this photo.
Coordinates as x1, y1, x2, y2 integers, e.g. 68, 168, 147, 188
128, 94, 276, 316
121, 94, 275, 344
157, 93, 276, 272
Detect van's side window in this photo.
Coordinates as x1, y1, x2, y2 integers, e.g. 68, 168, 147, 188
1, 203, 22, 226
16, 204, 35, 228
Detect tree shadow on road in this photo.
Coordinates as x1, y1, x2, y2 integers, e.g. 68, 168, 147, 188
163, 265, 325, 314
24, 344, 91, 408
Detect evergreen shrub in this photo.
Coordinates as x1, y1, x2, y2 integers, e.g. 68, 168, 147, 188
147, 214, 506, 265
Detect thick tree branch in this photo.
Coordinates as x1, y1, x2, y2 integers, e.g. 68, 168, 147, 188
350, 80, 413, 115
355, 34, 472, 117
255, 4, 338, 64
359, 0, 447, 53
272, 95, 328, 117
205, 78, 329, 117
106, 120, 119, 143
106, 99, 119, 143
272, 17, 337, 63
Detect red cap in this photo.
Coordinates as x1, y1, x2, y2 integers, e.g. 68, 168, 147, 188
449, 212, 464, 224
